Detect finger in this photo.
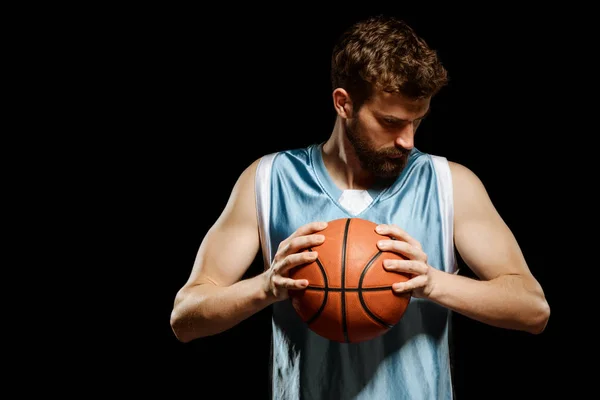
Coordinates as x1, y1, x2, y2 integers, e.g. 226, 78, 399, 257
291, 221, 329, 240
286, 233, 326, 254
375, 224, 422, 250
273, 275, 309, 290
377, 239, 427, 262
278, 235, 325, 259
277, 221, 328, 254
392, 274, 428, 293
383, 259, 429, 276
275, 251, 318, 275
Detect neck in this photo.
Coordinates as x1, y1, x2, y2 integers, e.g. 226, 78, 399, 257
321, 116, 375, 191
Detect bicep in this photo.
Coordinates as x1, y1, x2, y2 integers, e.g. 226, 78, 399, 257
184, 158, 262, 288
450, 162, 530, 280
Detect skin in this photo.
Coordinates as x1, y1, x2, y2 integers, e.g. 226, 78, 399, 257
170, 87, 550, 343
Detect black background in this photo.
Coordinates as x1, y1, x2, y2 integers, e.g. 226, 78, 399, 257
105, 5, 585, 399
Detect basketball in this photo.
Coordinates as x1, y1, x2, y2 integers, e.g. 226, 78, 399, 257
288, 217, 411, 343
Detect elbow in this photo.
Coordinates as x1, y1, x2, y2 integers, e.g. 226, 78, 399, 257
525, 297, 551, 335
170, 283, 220, 342
170, 308, 198, 343
170, 289, 198, 343
170, 309, 191, 343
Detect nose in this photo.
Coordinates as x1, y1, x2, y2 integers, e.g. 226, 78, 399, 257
394, 124, 415, 150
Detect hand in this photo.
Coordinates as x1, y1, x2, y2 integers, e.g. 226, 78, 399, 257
262, 221, 328, 301
375, 224, 438, 299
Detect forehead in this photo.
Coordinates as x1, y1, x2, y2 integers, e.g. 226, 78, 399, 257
364, 90, 431, 118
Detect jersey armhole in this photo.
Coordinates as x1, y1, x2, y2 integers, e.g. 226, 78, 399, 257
430, 155, 457, 274
255, 153, 278, 270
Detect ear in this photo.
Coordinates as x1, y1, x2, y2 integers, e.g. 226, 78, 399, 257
332, 88, 352, 118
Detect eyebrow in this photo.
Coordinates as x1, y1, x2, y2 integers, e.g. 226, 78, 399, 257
378, 109, 430, 122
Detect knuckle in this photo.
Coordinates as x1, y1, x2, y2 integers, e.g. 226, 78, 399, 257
281, 256, 291, 270
304, 251, 316, 262
287, 254, 300, 266
270, 263, 279, 274
290, 237, 304, 250
301, 236, 313, 247
271, 275, 280, 286
274, 260, 286, 274
283, 242, 291, 253
393, 283, 405, 293
413, 261, 422, 273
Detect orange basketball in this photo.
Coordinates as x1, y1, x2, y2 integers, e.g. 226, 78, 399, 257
288, 217, 411, 343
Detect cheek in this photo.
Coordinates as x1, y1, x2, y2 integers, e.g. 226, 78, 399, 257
363, 121, 396, 147
356, 114, 396, 148
358, 117, 384, 138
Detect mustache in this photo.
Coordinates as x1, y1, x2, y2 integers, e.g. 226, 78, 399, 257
377, 147, 410, 157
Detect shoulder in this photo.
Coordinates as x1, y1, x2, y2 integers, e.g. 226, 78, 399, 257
250, 144, 319, 177
237, 154, 273, 187
447, 161, 486, 190
447, 161, 494, 216
236, 147, 299, 187
221, 154, 276, 221
448, 160, 477, 179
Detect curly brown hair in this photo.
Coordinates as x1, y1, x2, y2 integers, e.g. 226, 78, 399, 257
331, 15, 449, 110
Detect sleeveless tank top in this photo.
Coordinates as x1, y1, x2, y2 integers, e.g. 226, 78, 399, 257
255, 143, 457, 400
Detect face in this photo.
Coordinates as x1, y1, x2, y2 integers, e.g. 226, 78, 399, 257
345, 89, 430, 179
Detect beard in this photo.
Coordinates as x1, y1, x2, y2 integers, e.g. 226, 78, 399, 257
346, 119, 411, 179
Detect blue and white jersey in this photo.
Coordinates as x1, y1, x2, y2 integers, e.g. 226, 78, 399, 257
255, 143, 457, 400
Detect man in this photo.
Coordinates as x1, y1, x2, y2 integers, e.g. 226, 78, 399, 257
170, 15, 550, 399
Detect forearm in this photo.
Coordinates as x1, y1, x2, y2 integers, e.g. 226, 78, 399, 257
429, 271, 550, 334
170, 273, 276, 342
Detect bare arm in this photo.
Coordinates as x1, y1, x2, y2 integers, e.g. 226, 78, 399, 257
377, 161, 550, 334
170, 158, 328, 343
170, 158, 274, 343
432, 162, 550, 333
